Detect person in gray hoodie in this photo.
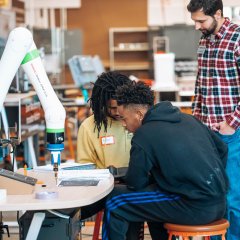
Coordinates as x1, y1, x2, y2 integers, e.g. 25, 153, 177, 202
102, 81, 228, 240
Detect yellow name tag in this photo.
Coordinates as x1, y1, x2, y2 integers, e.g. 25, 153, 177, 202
101, 136, 115, 145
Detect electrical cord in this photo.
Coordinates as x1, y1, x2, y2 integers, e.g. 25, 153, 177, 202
47, 210, 70, 219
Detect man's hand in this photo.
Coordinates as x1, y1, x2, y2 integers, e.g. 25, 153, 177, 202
212, 121, 235, 135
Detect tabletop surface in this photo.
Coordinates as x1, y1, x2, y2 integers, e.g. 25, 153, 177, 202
0, 169, 114, 211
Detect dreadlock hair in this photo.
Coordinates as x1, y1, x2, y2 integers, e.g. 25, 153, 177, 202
89, 71, 131, 135
115, 81, 154, 108
187, 0, 223, 17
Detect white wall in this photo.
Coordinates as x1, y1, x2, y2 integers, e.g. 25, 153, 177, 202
223, 0, 240, 6
148, 0, 240, 26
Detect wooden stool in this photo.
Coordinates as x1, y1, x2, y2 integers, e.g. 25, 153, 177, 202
164, 219, 229, 240
92, 210, 103, 240
91, 211, 145, 240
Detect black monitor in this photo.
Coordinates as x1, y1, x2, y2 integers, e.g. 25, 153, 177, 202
163, 24, 201, 60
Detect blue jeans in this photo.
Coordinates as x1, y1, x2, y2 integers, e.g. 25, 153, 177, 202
216, 129, 240, 240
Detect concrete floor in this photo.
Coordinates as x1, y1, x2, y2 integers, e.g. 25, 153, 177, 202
1, 211, 150, 240
1, 211, 202, 240
1, 224, 202, 240
2, 225, 152, 240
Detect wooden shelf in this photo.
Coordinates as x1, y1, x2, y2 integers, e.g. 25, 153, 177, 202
112, 46, 149, 52
113, 62, 149, 71
109, 27, 150, 78
109, 27, 148, 33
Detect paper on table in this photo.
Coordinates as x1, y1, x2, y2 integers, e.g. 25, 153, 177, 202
58, 179, 100, 187
58, 169, 110, 179
33, 162, 96, 172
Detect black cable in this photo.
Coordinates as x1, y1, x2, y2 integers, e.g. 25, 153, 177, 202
11, 144, 16, 172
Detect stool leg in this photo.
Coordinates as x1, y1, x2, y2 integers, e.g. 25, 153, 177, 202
92, 211, 103, 240
221, 234, 226, 240
168, 234, 173, 240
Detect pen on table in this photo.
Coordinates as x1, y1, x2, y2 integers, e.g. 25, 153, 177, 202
36, 180, 45, 185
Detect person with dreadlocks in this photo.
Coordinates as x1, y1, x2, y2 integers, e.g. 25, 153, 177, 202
102, 81, 228, 240
76, 71, 132, 169
76, 71, 144, 240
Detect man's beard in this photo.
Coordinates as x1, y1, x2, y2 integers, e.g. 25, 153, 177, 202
201, 18, 218, 37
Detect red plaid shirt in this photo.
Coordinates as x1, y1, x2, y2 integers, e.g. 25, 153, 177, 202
193, 18, 240, 130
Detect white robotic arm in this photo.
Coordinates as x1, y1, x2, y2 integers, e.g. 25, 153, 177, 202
0, 27, 66, 180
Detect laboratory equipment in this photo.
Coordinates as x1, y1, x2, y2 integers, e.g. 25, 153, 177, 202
0, 27, 66, 183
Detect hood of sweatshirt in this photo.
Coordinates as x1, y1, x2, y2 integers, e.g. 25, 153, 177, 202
142, 101, 181, 124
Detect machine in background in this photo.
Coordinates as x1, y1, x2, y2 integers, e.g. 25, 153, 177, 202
0, 27, 66, 182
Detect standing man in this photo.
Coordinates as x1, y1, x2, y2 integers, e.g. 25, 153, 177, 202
187, 1, 240, 239
102, 81, 228, 240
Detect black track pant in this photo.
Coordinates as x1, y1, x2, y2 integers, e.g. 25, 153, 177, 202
102, 184, 226, 240
80, 196, 144, 240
